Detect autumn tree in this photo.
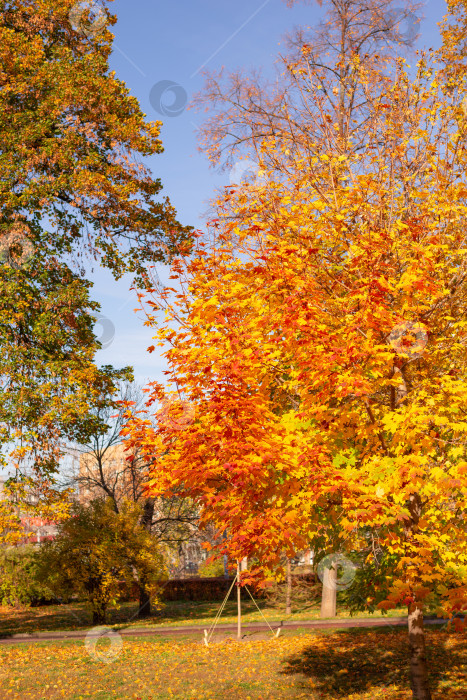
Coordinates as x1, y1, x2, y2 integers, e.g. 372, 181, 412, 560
125, 16, 467, 700
194, 0, 425, 617
0, 0, 192, 523
0, 0, 192, 279
36, 498, 167, 624
0, 252, 132, 542
125, 255, 324, 569
194, 30, 425, 594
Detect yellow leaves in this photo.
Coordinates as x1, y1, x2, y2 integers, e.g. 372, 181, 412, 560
381, 412, 403, 434
5, 628, 465, 700
312, 200, 326, 211
430, 466, 447, 481
205, 295, 219, 307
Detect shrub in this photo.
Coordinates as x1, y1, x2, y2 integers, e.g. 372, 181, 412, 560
36, 499, 167, 623
161, 576, 265, 601
163, 576, 232, 601
0, 544, 57, 607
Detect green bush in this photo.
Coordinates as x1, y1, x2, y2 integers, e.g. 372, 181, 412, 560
197, 555, 226, 578
0, 544, 57, 607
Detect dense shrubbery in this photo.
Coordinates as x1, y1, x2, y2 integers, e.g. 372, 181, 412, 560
0, 545, 57, 607
36, 499, 167, 623
162, 576, 237, 601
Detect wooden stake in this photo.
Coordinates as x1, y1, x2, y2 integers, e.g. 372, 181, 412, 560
237, 561, 241, 640
285, 557, 292, 615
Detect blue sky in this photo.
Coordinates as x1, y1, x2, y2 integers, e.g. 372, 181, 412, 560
88, 0, 447, 387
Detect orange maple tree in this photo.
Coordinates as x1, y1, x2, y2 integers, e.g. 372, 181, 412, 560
122, 4, 467, 699
124, 54, 467, 700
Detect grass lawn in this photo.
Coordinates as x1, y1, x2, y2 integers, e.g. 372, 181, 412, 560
0, 627, 465, 699
0, 599, 410, 637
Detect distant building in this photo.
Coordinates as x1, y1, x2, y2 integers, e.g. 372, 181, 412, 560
19, 515, 57, 544
0, 475, 58, 545
77, 442, 132, 504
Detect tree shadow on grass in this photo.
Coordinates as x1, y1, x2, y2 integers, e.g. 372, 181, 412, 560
0, 599, 266, 637
0, 601, 154, 637
0, 602, 94, 637
280, 627, 467, 699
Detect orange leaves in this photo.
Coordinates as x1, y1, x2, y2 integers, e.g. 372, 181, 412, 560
119, 7, 467, 627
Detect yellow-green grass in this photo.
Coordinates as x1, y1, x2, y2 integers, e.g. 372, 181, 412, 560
0, 627, 465, 699
0, 599, 410, 637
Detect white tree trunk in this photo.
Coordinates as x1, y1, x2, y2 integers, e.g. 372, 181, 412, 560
320, 565, 337, 618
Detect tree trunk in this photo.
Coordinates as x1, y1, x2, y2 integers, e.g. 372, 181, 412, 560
285, 558, 292, 615
137, 497, 155, 619
138, 584, 151, 619
403, 493, 432, 699
92, 607, 107, 625
408, 603, 432, 700
320, 565, 337, 618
